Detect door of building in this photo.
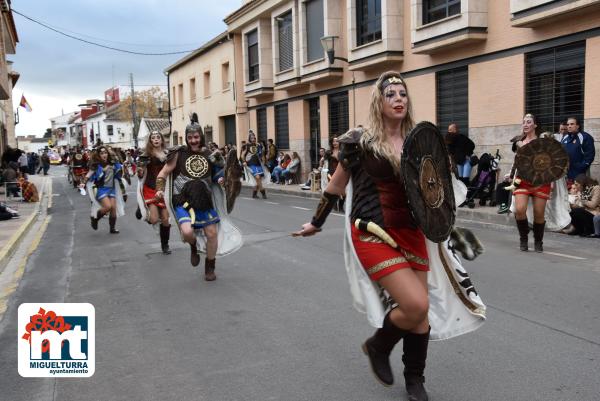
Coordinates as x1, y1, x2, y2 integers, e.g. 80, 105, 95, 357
223, 115, 236, 146
308, 98, 320, 169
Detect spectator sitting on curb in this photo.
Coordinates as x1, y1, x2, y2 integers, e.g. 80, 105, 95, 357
561, 174, 600, 236
301, 148, 326, 190
282, 152, 301, 185
0, 202, 20, 220
272, 154, 291, 184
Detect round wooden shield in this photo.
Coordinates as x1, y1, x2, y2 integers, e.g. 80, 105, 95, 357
514, 138, 569, 186
401, 122, 455, 243
224, 148, 243, 213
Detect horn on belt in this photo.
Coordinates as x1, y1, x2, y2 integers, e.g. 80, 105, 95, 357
354, 219, 398, 249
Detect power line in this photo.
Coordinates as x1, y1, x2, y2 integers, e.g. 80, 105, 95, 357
15, 11, 201, 48
12, 9, 197, 56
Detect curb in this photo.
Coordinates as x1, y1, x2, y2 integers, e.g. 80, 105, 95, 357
0, 178, 49, 273
243, 183, 514, 227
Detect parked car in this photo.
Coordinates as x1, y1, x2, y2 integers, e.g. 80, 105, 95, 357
48, 151, 62, 165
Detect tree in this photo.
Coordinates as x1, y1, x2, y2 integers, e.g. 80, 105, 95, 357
43, 128, 52, 138
118, 86, 167, 121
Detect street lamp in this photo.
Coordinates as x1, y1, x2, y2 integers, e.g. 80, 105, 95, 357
320, 35, 354, 126
320, 35, 348, 65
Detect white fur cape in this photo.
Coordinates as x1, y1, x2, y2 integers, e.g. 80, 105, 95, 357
343, 177, 486, 340
164, 174, 243, 256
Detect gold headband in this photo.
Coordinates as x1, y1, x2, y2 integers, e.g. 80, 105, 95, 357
381, 76, 404, 92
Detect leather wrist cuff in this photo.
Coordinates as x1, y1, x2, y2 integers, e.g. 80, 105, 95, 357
156, 177, 166, 192
311, 191, 339, 228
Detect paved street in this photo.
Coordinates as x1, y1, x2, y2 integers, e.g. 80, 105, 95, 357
0, 166, 599, 401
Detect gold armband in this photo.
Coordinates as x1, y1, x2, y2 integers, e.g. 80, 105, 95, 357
156, 177, 166, 192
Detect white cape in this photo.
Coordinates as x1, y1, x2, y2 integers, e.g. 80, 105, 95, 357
343, 177, 486, 340
243, 162, 271, 187
165, 175, 243, 257
86, 179, 126, 218
509, 177, 571, 231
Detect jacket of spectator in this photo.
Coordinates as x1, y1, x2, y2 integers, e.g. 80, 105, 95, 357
445, 132, 475, 167
560, 131, 595, 179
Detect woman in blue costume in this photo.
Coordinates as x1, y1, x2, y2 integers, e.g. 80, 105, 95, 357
81, 145, 126, 234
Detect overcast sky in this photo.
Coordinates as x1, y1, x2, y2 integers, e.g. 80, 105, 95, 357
10, 0, 242, 137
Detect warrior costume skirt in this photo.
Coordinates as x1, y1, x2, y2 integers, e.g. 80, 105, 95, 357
513, 178, 551, 200
248, 164, 264, 177
96, 186, 116, 200
350, 225, 429, 281
175, 205, 220, 229
143, 185, 166, 208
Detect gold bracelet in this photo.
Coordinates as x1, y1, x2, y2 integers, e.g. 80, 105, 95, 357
156, 177, 166, 192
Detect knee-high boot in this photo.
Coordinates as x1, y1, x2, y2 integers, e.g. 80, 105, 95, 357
190, 241, 200, 267
160, 225, 171, 254
403, 330, 430, 401
109, 216, 119, 234
362, 312, 408, 386
516, 218, 529, 251
204, 257, 216, 281
91, 210, 104, 231
533, 221, 545, 253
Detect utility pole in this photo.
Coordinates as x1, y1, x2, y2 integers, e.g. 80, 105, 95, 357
129, 73, 139, 148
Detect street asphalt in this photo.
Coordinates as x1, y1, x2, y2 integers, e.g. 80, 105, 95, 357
0, 166, 598, 401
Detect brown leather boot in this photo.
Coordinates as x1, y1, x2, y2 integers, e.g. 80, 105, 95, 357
403, 329, 430, 401
533, 221, 545, 253
362, 312, 407, 386
204, 257, 216, 281
190, 242, 200, 267
516, 218, 529, 251
260, 189, 267, 199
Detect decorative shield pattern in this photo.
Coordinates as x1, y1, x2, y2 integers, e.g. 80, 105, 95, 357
224, 148, 243, 213
185, 154, 209, 178
514, 138, 569, 186
401, 122, 456, 243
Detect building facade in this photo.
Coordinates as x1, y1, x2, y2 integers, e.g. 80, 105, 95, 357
0, 1, 18, 156
224, 0, 600, 179
84, 103, 134, 149
165, 32, 246, 149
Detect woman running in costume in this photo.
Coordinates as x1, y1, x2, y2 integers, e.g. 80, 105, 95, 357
81, 145, 126, 234
137, 130, 171, 254
294, 71, 485, 401
510, 114, 551, 252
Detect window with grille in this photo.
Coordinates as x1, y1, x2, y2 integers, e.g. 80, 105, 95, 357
278, 11, 293, 71
257, 108, 267, 143
190, 78, 196, 101
423, 0, 461, 25
356, 0, 381, 46
275, 104, 289, 149
328, 92, 349, 139
247, 30, 259, 82
306, 0, 324, 62
436, 66, 468, 136
526, 42, 585, 133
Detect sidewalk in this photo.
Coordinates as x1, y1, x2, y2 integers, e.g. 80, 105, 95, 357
243, 181, 514, 227
0, 175, 51, 273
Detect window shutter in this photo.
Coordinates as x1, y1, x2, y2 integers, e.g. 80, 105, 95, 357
437, 66, 469, 136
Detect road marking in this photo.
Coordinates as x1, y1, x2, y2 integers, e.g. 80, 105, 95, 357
264, 201, 279, 205
290, 206, 311, 211
544, 251, 586, 260
241, 197, 254, 200
0, 216, 51, 319
331, 213, 344, 217
47, 178, 53, 209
